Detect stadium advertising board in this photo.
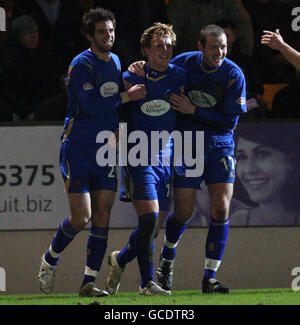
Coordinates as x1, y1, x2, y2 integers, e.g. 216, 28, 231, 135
0, 123, 299, 230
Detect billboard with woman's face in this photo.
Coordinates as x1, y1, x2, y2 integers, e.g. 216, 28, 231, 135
188, 122, 300, 227
231, 122, 300, 226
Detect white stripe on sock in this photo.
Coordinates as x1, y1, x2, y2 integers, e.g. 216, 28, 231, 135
164, 235, 180, 249
84, 266, 98, 278
205, 258, 221, 271
49, 244, 60, 259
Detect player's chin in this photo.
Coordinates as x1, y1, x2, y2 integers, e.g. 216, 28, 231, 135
212, 59, 224, 67
103, 45, 113, 52
158, 57, 169, 63
102, 41, 114, 51
158, 57, 171, 68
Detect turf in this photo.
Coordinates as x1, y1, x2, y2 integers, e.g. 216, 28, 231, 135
0, 288, 299, 305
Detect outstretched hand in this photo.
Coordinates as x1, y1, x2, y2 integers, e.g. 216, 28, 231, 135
261, 29, 284, 50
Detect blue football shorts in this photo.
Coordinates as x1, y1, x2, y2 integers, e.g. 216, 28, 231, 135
119, 164, 172, 211
174, 138, 236, 189
60, 141, 117, 193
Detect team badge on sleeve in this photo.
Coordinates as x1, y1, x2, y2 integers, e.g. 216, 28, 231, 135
83, 82, 95, 91
236, 97, 246, 105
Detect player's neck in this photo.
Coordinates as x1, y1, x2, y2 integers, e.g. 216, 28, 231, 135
89, 46, 111, 62
148, 61, 168, 72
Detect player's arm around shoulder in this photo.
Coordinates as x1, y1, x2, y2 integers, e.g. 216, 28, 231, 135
164, 65, 192, 114
120, 71, 147, 103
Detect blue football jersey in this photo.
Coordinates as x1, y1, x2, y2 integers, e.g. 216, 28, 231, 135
61, 49, 123, 144
122, 63, 187, 163
122, 63, 187, 135
171, 51, 247, 137
119, 62, 186, 205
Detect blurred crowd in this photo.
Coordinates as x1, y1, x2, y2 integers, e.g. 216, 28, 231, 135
0, 0, 299, 122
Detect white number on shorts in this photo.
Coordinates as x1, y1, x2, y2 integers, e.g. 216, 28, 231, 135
165, 183, 170, 197
220, 156, 235, 171
108, 166, 116, 178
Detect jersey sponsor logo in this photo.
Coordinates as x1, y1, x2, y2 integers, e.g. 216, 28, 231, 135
82, 82, 95, 91
141, 100, 170, 116
236, 97, 246, 105
100, 82, 119, 97
188, 90, 217, 108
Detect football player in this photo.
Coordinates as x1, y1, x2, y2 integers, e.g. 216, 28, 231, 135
38, 7, 146, 297
106, 22, 187, 296
157, 24, 247, 293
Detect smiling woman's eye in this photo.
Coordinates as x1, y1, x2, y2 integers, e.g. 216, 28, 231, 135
255, 149, 272, 159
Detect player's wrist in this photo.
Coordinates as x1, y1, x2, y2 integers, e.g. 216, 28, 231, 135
120, 91, 131, 104
190, 104, 196, 115
277, 40, 287, 52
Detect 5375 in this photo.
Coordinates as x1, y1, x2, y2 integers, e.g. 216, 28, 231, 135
0, 165, 55, 186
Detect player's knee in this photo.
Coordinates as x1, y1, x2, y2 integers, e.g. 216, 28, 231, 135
70, 214, 90, 231
174, 211, 192, 224
211, 206, 229, 220
91, 210, 111, 227
174, 201, 194, 223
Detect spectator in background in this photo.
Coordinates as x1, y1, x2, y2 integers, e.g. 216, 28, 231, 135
94, 0, 167, 70
261, 28, 300, 118
11, 0, 86, 70
0, 15, 63, 120
270, 68, 300, 119
0, 101, 13, 123
278, 0, 300, 3
261, 29, 300, 69
242, 0, 296, 84
215, 19, 268, 120
35, 72, 68, 121
166, 0, 253, 56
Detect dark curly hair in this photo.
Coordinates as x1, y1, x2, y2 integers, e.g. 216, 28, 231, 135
81, 7, 116, 37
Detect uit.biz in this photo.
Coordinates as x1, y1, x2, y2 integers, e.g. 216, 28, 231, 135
0, 195, 52, 213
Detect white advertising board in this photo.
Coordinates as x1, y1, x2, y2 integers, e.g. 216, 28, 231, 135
0, 126, 138, 230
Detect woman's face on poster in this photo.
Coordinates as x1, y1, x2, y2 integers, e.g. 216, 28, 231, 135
236, 137, 291, 203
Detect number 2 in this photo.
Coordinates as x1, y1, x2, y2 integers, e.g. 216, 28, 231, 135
108, 166, 116, 178
166, 183, 170, 197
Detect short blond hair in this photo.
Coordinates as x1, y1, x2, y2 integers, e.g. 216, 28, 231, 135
140, 22, 176, 56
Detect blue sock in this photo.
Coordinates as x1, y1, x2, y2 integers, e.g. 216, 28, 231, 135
45, 217, 79, 266
136, 212, 158, 288
117, 228, 138, 268
161, 213, 188, 260
82, 226, 108, 286
204, 217, 229, 281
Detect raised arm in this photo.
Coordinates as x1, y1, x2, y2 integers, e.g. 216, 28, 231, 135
261, 29, 300, 69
